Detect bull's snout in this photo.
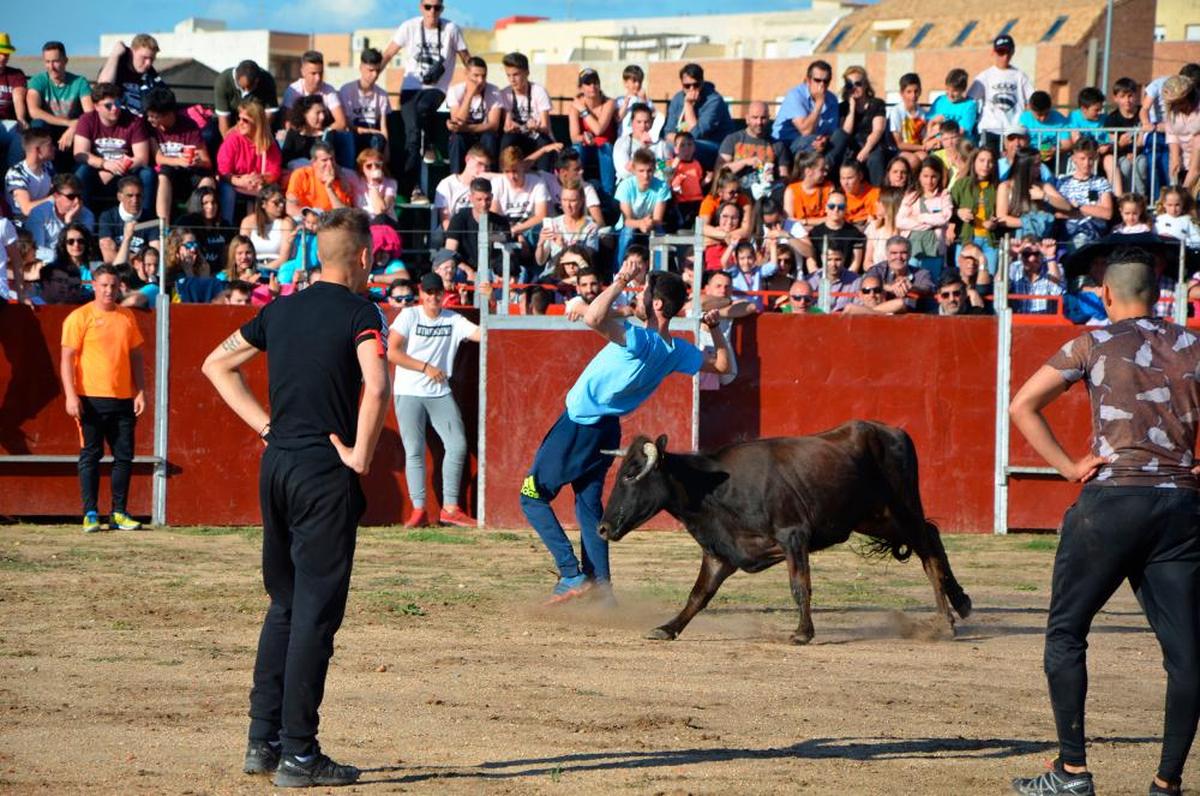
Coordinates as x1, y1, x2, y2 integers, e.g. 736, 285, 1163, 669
597, 522, 612, 540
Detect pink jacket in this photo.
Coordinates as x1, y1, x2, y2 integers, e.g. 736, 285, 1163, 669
217, 131, 282, 184
897, 189, 953, 253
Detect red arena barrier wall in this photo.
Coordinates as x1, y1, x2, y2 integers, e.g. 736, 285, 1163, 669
1, 307, 1100, 532
480, 327, 694, 530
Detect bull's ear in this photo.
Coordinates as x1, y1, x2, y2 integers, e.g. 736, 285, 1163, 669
655, 434, 669, 453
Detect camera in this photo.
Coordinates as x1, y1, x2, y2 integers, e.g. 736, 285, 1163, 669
420, 58, 446, 86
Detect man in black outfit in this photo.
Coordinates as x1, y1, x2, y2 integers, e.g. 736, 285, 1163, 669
1009, 252, 1200, 796
202, 208, 390, 788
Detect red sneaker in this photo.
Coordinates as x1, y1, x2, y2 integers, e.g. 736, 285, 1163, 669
404, 509, 428, 528
439, 506, 476, 527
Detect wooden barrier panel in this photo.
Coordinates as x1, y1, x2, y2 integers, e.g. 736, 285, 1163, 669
481, 327, 694, 530
0, 305, 156, 518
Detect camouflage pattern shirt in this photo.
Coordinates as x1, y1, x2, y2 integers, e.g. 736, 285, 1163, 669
1046, 317, 1200, 489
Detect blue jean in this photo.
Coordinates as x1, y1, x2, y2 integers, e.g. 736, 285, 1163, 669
0, 120, 21, 172
354, 131, 388, 158
75, 162, 156, 209
615, 223, 661, 269
329, 130, 356, 170
915, 254, 944, 283
577, 142, 616, 199
520, 411, 621, 582
691, 138, 720, 171
218, 179, 240, 225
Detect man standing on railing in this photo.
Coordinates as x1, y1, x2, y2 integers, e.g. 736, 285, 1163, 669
201, 208, 389, 788
519, 260, 732, 604
1009, 251, 1200, 796
60, 264, 145, 533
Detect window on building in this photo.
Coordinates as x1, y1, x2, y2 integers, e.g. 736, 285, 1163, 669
1187, 25, 1200, 41
1040, 15, 1068, 42
908, 23, 933, 48
951, 21, 977, 47
997, 18, 1018, 38
827, 26, 852, 51
1154, 26, 1166, 42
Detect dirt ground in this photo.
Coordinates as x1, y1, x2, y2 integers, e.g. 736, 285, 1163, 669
0, 524, 1188, 795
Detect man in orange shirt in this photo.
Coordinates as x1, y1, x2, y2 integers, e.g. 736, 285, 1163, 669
60, 264, 146, 533
285, 142, 351, 217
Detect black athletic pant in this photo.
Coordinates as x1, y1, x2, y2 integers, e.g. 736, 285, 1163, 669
248, 445, 365, 757
78, 396, 136, 515
1045, 485, 1200, 784
399, 88, 446, 195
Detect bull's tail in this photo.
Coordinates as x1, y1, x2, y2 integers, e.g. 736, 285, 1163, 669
857, 535, 913, 563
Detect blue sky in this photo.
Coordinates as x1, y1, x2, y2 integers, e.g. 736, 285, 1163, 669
6, 0, 816, 58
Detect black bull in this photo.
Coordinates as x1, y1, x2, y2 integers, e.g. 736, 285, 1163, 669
597, 420, 972, 644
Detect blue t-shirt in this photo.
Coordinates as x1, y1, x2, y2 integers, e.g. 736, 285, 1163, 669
772, 83, 839, 145
1018, 109, 1070, 158
614, 177, 671, 229
930, 95, 979, 142
1066, 109, 1109, 144
565, 322, 704, 424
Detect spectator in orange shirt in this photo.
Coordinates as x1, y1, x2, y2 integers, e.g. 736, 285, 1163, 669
59, 264, 146, 533
784, 150, 832, 230
838, 160, 879, 227
285, 142, 352, 217
699, 167, 752, 244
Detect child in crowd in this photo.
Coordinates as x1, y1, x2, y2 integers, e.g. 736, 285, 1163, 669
614, 64, 653, 138
700, 168, 752, 241
863, 186, 904, 266
614, 147, 670, 265
1067, 87, 1111, 151
784, 151, 832, 229
839, 160, 879, 227
726, 239, 777, 312
1018, 91, 1069, 168
931, 120, 969, 186
1155, 186, 1200, 247
1105, 77, 1148, 195
897, 157, 953, 280
887, 72, 928, 169
704, 201, 745, 271
1056, 136, 1114, 248
928, 69, 979, 144
612, 103, 672, 185
1113, 193, 1151, 234
669, 132, 706, 229
950, 146, 1000, 273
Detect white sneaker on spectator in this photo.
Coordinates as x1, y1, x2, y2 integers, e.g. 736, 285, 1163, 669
409, 188, 430, 206
422, 148, 437, 164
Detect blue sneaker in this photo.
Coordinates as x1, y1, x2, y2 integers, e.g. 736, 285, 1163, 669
546, 573, 591, 605
82, 512, 101, 533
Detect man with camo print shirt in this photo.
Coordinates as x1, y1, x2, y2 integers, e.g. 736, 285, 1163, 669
1008, 250, 1200, 796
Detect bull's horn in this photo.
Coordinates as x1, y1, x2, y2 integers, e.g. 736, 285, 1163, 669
600, 448, 627, 457
632, 441, 659, 482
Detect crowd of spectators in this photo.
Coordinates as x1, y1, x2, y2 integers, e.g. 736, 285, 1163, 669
2, 15, 1200, 325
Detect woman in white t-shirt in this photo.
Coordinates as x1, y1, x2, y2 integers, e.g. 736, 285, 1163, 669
535, 184, 599, 268
387, 271, 481, 528
381, 4, 470, 201
346, 147, 398, 222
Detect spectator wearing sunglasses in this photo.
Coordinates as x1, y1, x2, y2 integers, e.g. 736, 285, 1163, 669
935, 272, 987, 316
805, 191, 865, 275
774, 60, 847, 170
1008, 235, 1063, 314
29, 174, 95, 262
381, 0, 472, 203
662, 63, 733, 170
779, 278, 823, 315
73, 82, 155, 208
842, 274, 899, 315
386, 277, 417, 306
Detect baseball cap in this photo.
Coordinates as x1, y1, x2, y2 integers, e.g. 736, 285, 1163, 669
419, 272, 445, 293
431, 247, 459, 267
1004, 125, 1029, 138
993, 34, 1015, 52
578, 67, 600, 85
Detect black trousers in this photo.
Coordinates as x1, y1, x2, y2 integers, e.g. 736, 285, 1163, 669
78, 396, 136, 515
500, 131, 556, 172
248, 445, 365, 757
399, 88, 446, 194
447, 130, 498, 174
1045, 485, 1200, 783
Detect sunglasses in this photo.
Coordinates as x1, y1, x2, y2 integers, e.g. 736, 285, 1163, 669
66, 237, 86, 245
1021, 248, 1039, 257
364, 162, 384, 170
681, 81, 699, 89
390, 293, 417, 302
826, 203, 846, 210
182, 241, 199, 249
423, 3, 443, 9
940, 290, 964, 299
98, 101, 118, 109
810, 76, 831, 84
59, 192, 81, 200
861, 286, 883, 295
847, 79, 864, 87
790, 294, 813, 302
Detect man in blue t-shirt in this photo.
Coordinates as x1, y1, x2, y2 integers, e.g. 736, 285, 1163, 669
520, 260, 731, 604
773, 60, 846, 169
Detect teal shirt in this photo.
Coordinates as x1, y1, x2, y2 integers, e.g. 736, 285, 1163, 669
28, 71, 92, 119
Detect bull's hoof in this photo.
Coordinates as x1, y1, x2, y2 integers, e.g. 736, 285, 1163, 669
952, 592, 973, 620
645, 626, 677, 641
789, 631, 814, 645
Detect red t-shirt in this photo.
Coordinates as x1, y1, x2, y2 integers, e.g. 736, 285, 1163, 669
0, 67, 28, 121
671, 158, 705, 203
76, 110, 149, 162
152, 115, 206, 167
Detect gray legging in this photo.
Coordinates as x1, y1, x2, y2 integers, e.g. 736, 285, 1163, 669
393, 393, 468, 509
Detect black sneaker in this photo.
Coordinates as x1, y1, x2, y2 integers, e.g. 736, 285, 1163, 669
1012, 759, 1095, 795
1149, 780, 1181, 795
243, 739, 280, 775
273, 752, 361, 788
